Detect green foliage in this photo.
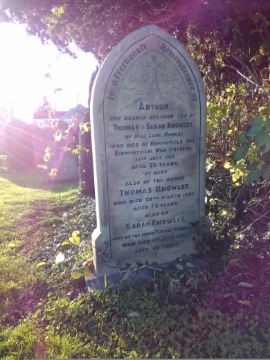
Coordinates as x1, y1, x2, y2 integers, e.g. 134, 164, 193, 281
0, 321, 36, 360
80, 121, 90, 135
45, 333, 92, 359
2, 0, 270, 81
1, 168, 270, 358
40, 215, 64, 227
0, 256, 44, 296
230, 116, 270, 184
40, 285, 270, 358
2, 291, 270, 358
205, 81, 270, 244
60, 230, 93, 279
207, 83, 251, 164
0, 170, 79, 325
1, 9, 270, 353
69, 230, 80, 245
43, 146, 51, 162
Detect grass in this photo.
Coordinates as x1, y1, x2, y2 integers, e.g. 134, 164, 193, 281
0, 157, 79, 330
1, 155, 270, 358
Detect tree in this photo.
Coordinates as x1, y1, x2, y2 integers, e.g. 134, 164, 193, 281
0, 105, 9, 125
184, 0, 270, 94
2, 0, 270, 254
2, 0, 270, 187
1, 0, 270, 92
0, 1, 193, 60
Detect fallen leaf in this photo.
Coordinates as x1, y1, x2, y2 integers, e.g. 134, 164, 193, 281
186, 262, 195, 268
61, 240, 70, 246
223, 293, 234, 298
82, 267, 92, 277
238, 300, 250, 306
72, 230, 80, 237
176, 264, 184, 270
238, 282, 254, 288
55, 252, 65, 264
229, 257, 239, 264
36, 262, 46, 267
69, 235, 80, 245
71, 268, 82, 279
128, 311, 141, 318
44, 153, 50, 162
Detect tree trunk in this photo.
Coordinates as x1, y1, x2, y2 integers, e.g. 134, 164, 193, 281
79, 66, 99, 195
79, 110, 95, 195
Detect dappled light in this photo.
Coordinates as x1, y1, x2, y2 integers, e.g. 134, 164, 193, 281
1, 0, 270, 358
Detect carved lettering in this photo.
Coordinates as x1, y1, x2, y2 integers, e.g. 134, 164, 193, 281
120, 188, 152, 196
139, 103, 169, 111
91, 26, 206, 276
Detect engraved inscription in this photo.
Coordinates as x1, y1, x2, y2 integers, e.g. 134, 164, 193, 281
91, 25, 206, 276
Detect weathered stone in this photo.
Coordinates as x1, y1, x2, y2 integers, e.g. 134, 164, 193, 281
90, 25, 206, 280
47, 120, 79, 183
0, 126, 7, 155
31, 125, 45, 163
42, 126, 55, 150
5, 119, 36, 171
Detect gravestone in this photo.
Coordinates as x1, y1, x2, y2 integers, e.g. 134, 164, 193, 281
47, 120, 79, 183
5, 119, 37, 171
42, 126, 55, 150
90, 25, 206, 280
31, 125, 45, 164
42, 126, 55, 176
0, 126, 7, 155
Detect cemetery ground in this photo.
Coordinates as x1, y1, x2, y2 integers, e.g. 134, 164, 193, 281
1, 155, 270, 358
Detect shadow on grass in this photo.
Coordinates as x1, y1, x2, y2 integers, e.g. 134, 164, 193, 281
22, 198, 75, 226
0, 166, 79, 191
49, 179, 79, 194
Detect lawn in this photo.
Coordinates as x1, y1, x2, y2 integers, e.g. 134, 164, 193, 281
1, 155, 270, 359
